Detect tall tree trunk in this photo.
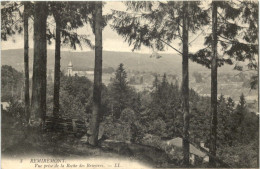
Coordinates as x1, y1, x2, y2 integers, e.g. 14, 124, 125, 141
182, 1, 190, 166
24, 2, 30, 122
30, 2, 48, 128
89, 1, 103, 146
209, 1, 218, 167
53, 11, 61, 118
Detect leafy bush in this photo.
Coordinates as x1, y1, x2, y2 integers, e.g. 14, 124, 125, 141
1, 65, 24, 102
218, 141, 259, 167
147, 118, 168, 137
4, 99, 26, 126
2, 99, 27, 152
103, 116, 132, 142
102, 108, 144, 143
120, 108, 136, 122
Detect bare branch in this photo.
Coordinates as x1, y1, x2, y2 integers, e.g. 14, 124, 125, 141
158, 39, 182, 55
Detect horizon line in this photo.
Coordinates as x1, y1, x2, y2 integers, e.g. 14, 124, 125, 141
1, 48, 179, 55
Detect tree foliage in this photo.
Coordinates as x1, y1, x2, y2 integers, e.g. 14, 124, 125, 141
111, 1, 209, 52
109, 63, 135, 119
58, 75, 93, 119
1, 2, 24, 40
1, 65, 23, 102
191, 1, 258, 89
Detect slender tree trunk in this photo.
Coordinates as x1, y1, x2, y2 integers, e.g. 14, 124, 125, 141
89, 1, 103, 146
182, 1, 190, 166
209, 1, 218, 167
30, 2, 48, 128
53, 12, 61, 118
24, 2, 30, 122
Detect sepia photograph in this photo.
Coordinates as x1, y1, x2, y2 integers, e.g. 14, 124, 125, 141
1, 1, 259, 168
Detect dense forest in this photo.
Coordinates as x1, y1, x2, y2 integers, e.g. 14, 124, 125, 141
1, 1, 259, 168
2, 64, 258, 167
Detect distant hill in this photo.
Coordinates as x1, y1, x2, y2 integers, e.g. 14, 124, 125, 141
1, 49, 236, 74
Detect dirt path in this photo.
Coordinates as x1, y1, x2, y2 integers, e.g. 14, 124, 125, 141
2, 138, 178, 168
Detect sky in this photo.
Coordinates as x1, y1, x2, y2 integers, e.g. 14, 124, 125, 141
1, 1, 207, 54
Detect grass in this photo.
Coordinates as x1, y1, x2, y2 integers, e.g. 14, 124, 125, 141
2, 121, 178, 168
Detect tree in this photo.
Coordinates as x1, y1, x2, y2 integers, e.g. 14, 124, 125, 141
1, 2, 33, 122
89, 1, 103, 146
227, 1, 258, 89
182, 2, 190, 165
188, 1, 258, 166
23, 2, 31, 122
236, 93, 246, 141
30, 2, 48, 128
191, 1, 258, 86
148, 75, 182, 138
112, 2, 209, 165
225, 97, 235, 145
110, 63, 129, 119
52, 2, 62, 118
189, 90, 211, 145
50, 2, 95, 118
217, 95, 230, 146
1, 2, 23, 41
209, 1, 218, 167
220, 0, 258, 89
193, 1, 258, 165
1, 65, 23, 102
59, 75, 93, 119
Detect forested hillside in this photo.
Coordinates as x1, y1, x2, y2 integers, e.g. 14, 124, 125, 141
2, 65, 259, 167
1, 49, 236, 74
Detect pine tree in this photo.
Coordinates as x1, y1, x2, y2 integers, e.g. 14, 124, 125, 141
30, 1, 48, 128
188, 1, 258, 166
23, 2, 30, 122
182, 2, 190, 165
209, 1, 218, 166
52, 2, 62, 118
190, 1, 258, 87
112, 2, 209, 165
1, 2, 33, 122
217, 95, 228, 145
226, 97, 235, 145
110, 63, 129, 119
236, 93, 246, 142
227, 1, 258, 89
89, 1, 103, 146
1, 2, 23, 40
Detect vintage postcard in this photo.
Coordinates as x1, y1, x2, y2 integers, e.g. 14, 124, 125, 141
1, 1, 259, 169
